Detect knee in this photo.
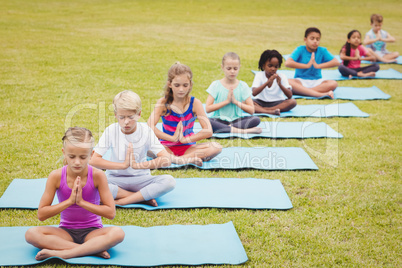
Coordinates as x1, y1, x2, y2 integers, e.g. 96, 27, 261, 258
163, 175, 176, 191
25, 227, 40, 245
109, 227, 125, 245
288, 99, 297, 109
373, 64, 380, 72
329, 80, 338, 90
211, 142, 223, 154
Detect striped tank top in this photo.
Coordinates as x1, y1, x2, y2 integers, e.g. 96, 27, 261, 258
161, 96, 196, 147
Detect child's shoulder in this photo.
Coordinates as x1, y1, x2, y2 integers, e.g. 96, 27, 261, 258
91, 166, 107, 178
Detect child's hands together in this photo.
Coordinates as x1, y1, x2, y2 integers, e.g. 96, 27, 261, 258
267, 74, 281, 87
69, 176, 82, 205
74, 176, 83, 205
122, 143, 133, 169
172, 121, 183, 142
355, 49, 361, 60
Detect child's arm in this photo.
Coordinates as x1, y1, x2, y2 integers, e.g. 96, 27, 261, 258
382, 32, 396, 43
205, 94, 230, 113
89, 147, 131, 170
178, 98, 212, 144
37, 170, 77, 221
76, 169, 116, 219
313, 57, 340, 69
363, 33, 379, 45
131, 149, 171, 169
285, 55, 314, 69
252, 75, 276, 96
339, 48, 359, 61
362, 47, 377, 62
147, 98, 180, 143
232, 96, 255, 115
275, 75, 293, 99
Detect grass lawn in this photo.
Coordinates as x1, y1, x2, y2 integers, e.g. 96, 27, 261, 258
0, 0, 401, 267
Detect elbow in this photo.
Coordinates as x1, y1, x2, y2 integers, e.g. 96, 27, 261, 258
205, 129, 213, 138
106, 208, 116, 220
37, 213, 47, 222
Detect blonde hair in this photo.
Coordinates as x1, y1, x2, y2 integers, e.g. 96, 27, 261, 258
371, 14, 383, 23
113, 90, 142, 114
163, 62, 193, 115
62, 127, 94, 165
222, 52, 241, 65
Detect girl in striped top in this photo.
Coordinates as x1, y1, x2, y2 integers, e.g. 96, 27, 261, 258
148, 63, 222, 166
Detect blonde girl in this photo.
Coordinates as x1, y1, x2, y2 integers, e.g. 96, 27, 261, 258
25, 127, 124, 261
205, 52, 262, 134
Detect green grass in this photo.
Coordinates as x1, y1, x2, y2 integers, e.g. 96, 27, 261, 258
0, 0, 401, 267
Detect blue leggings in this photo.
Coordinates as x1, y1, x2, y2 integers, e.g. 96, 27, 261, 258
209, 116, 261, 133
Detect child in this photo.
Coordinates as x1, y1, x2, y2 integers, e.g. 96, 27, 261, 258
363, 14, 399, 63
285, 27, 340, 99
339, 30, 379, 78
25, 127, 125, 261
89, 90, 175, 207
148, 63, 222, 167
252, 49, 297, 115
205, 52, 262, 134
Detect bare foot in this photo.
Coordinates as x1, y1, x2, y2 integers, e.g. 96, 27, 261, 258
95, 251, 110, 259
188, 157, 203, 167
268, 108, 280, 115
141, 199, 158, 207
349, 74, 353, 79
242, 127, 262, 134
36, 249, 58, 261
327, 91, 334, 99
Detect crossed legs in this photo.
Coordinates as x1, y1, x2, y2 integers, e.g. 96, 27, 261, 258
25, 226, 125, 260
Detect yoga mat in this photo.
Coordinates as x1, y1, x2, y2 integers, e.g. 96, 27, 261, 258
293, 86, 391, 100
159, 147, 318, 170
0, 222, 248, 266
284, 54, 402, 65
0, 178, 293, 210
252, 102, 369, 118
155, 121, 342, 139
204, 102, 368, 118
275, 69, 402, 80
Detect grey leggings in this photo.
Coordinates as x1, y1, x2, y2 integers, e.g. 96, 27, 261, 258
209, 116, 261, 133
107, 174, 176, 201
338, 64, 379, 77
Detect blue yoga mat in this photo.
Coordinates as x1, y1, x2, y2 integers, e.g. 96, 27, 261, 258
251, 102, 369, 118
0, 222, 248, 266
274, 68, 402, 80
0, 178, 293, 210
156, 121, 342, 139
284, 54, 402, 65
293, 86, 391, 100
159, 147, 318, 170
204, 102, 368, 118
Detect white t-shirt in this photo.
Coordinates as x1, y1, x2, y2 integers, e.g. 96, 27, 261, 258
251, 71, 291, 102
94, 122, 165, 177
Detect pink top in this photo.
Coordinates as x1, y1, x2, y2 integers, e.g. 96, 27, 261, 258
342, 45, 368, 68
58, 165, 102, 229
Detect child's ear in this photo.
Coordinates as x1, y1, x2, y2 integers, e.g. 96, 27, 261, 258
304, 37, 307, 42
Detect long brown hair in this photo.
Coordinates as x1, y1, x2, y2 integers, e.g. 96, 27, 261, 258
162, 62, 193, 115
